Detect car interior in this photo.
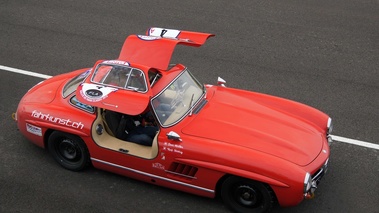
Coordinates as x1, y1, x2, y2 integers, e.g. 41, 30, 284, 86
91, 108, 159, 159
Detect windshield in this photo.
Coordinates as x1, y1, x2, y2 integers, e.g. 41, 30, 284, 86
151, 69, 204, 127
62, 70, 91, 98
91, 64, 147, 92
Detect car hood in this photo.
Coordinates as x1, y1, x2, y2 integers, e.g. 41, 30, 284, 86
182, 88, 324, 166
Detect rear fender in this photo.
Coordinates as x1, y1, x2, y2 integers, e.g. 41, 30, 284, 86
25, 120, 89, 138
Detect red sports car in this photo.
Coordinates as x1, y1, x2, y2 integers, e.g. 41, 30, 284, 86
14, 27, 332, 213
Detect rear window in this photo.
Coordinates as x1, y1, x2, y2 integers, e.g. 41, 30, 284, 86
62, 70, 91, 98
91, 64, 147, 92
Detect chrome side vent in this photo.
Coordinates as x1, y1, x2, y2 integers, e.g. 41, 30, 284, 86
167, 162, 198, 180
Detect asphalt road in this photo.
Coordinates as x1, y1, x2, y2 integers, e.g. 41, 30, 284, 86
1, 0, 378, 213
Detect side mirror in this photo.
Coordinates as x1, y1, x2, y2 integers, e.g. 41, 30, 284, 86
167, 131, 182, 141
217, 77, 226, 87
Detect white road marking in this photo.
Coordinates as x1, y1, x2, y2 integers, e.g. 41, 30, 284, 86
331, 135, 379, 150
1, 65, 378, 150
0, 65, 51, 79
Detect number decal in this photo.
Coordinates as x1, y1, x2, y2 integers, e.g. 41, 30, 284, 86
149, 27, 181, 38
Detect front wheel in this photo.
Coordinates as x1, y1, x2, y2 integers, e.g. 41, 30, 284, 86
221, 176, 275, 213
48, 131, 90, 171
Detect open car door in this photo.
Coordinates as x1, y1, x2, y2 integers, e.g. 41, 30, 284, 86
118, 27, 214, 70
77, 27, 214, 114
75, 60, 152, 115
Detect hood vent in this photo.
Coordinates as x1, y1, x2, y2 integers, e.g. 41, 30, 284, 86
193, 99, 208, 114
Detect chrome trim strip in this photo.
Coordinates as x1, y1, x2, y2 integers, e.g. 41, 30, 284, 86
165, 170, 198, 179
312, 168, 324, 181
91, 157, 214, 193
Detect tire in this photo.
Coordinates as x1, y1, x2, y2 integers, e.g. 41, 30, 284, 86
48, 131, 90, 171
221, 176, 274, 213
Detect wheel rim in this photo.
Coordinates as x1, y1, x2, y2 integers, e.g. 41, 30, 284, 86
234, 184, 261, 208
56, 138, 81, 163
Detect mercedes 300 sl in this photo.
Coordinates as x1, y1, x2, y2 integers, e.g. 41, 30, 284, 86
14, 27, 332, 213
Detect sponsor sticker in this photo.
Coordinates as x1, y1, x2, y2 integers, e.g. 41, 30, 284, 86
102, 60, 130, 66
152, 162, 165, 170
162, 142, 184, 155
85, 89, 103, 98
26, 123, 42, 136
80, 83, 118, 102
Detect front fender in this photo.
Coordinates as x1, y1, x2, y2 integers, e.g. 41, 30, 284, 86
176, 158, 289, 188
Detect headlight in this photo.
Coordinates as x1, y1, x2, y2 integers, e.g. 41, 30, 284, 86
327, 117, 333, 135
303, 172, 312, 193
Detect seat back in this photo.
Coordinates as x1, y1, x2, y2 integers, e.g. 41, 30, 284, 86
104, 110, 136, 140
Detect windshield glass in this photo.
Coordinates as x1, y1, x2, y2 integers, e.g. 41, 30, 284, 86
151, 69, 204, 127
62, 70, 91, 98
91, 64, 147, 92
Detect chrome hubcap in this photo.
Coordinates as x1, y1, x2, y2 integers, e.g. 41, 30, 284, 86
59, 139, 77, 160
235, 185, 259, 206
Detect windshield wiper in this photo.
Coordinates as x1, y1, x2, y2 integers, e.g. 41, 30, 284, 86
188, 93, 195, 116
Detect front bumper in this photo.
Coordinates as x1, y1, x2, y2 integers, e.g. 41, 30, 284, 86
304, 157, 329, 199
